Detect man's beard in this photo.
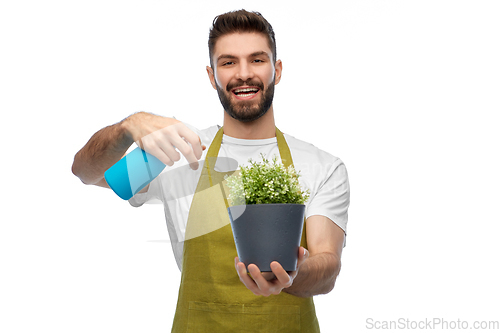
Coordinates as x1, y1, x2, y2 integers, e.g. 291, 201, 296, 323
215, 78, 275, 123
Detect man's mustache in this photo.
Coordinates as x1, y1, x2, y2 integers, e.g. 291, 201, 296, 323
226, 80, 264, 92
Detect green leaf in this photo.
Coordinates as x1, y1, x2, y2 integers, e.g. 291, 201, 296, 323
225, 154, 310, 206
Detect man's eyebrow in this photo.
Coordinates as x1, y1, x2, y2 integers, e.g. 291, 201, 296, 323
217, 54, 238, 62
217, 51, 270, 62
250, 51, 270, 58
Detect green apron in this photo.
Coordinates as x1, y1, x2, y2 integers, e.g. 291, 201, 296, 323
171, 127, 320, 332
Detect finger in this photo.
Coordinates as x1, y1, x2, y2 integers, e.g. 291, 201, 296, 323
248, 264, 272, 295
169, 136, 200, 170
141, 133, 178, 166
270, 261, 292, 288
157, 123, 201, 170
288, 247, 309, 280
141, 143, 174, 166
156, 139, 181, 164
193, 136, 205, 159
235, 258, 259, 292
175, 124, 205, 160
297, 246, 309, 267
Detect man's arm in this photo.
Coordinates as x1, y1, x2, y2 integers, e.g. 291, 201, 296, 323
72, 119, 133, 186
283, 215, 344, 297
72, 112, 205, 189
234, 215, 344, 297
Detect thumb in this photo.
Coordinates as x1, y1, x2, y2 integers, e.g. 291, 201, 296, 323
199, 136, 207, 151
298, 247, 309, 265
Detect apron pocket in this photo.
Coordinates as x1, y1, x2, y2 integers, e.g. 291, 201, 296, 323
187, 301, 301, 333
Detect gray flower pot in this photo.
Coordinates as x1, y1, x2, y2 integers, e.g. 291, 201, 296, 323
228, 203, 305, 272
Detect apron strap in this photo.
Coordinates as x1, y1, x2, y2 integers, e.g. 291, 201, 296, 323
204, 127, 224, 188
276, 127, 292, 169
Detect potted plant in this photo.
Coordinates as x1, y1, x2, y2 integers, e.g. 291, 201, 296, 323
225, 154, 310, 272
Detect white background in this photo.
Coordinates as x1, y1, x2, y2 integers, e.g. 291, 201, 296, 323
1, 0, 499, 332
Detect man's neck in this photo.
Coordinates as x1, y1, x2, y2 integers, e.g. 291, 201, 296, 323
222, 106, 276, 139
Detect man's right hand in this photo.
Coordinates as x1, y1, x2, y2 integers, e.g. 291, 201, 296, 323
72, 111, 206, 188
123, 112, 206, 170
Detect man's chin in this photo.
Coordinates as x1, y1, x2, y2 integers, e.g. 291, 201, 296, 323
226, 108, 268, 123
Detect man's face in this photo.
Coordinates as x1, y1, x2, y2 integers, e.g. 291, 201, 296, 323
207, 32, 282, 122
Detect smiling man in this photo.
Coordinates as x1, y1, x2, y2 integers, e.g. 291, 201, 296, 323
210, 33, 278, 124
72, 9, 349, 332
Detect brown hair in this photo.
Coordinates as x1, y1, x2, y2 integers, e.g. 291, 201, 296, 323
208, 9, 277, 68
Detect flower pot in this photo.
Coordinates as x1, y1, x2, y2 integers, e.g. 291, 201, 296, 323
228, 203, 305, 272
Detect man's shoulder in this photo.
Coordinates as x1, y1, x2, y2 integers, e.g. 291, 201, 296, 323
283, 132, 342, 167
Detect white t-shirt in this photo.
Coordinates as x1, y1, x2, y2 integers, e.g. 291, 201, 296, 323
129, 123, 350, 270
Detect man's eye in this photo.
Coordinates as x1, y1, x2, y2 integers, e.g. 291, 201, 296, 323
253, 59, 264, 63
222, 61, 234, 66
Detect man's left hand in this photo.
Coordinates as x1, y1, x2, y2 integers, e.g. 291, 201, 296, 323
234, 246, 309, 296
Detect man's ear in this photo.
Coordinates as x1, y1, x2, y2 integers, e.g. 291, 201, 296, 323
274, 59, 283, 85
206, 66, 217, 90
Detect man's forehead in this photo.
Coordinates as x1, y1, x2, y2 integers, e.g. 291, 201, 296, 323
213, 32, 272, 60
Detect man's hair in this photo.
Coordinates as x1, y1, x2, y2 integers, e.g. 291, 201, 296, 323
208, 9, 277, 68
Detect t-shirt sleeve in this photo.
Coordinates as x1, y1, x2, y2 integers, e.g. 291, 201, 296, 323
305, 159, 350, 234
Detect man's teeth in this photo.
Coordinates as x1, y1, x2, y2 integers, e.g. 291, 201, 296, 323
234, 88, 259, 95
237, 93, 256, 97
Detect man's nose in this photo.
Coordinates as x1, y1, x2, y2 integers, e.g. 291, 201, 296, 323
235, 62, 254, 81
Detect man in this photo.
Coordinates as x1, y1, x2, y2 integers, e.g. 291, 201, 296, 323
72, 9, 349, 332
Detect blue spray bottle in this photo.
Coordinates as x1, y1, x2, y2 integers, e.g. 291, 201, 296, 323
104, 147, 166, 200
